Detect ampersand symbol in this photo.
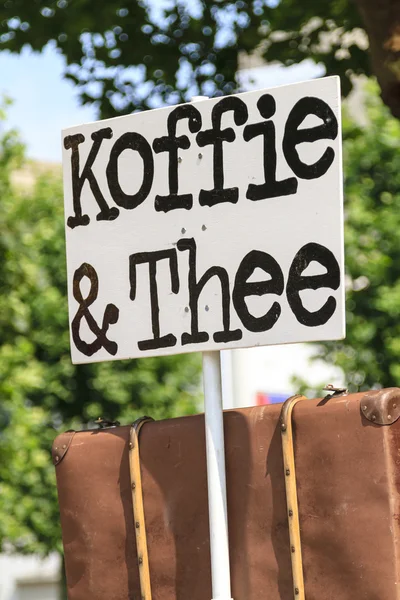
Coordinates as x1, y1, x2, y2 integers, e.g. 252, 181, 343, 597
71, 263, 120, 357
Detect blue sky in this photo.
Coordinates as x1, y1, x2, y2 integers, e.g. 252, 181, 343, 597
0, 43, 322, 163
0, 43, 97, 162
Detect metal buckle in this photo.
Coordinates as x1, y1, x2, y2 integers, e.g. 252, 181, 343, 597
323, 384, 348, 398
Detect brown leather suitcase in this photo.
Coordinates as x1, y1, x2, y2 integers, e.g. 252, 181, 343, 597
53, 387, 400, 600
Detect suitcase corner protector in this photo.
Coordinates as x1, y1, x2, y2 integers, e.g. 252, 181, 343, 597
52, 430, 75, 466
360, 387, 400, 426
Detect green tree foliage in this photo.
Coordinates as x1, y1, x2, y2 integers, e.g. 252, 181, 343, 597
0, 106, 201, 555
312, 84, 400, 393
0, 0, 393, 119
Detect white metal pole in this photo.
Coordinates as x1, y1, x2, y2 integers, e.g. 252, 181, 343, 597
220, 350, 234, 409
202, 350, 233, 600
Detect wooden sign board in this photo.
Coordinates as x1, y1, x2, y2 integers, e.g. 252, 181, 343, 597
62, 76, 344, 364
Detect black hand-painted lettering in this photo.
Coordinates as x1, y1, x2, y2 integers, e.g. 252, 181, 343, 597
287, 242, 340, 326
244, 94, 298, 201
129, 249, 180, 351
64, 128, 119, 229
71, 263, 119, 356
233, 250, 284, 332
283, 97, 338, 180
106, 132, 154, 210
153, 105, 202, 212
196, 97, 248, 207
177, 238, 242, 344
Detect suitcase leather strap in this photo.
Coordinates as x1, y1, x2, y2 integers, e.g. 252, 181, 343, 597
280, 395, 307, 600
129, 417, 154, 600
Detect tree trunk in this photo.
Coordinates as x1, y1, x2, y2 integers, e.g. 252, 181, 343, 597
355, 0, 400, 118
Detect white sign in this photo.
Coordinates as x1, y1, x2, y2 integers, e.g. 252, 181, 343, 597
62, 76, 344, 364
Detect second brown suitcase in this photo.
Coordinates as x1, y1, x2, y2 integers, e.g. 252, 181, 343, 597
53, 387, 400, 600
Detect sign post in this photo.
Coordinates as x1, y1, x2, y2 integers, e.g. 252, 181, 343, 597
62, 76, 344, 599
203, 350, 232, 600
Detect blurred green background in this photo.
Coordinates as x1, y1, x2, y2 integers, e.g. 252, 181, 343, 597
0, 1, 399, 597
